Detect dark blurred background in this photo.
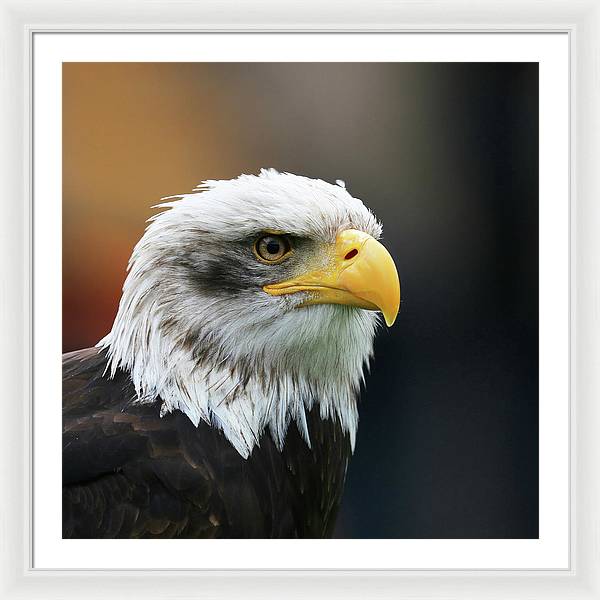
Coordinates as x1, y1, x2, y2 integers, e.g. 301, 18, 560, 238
63, 62, 538, 538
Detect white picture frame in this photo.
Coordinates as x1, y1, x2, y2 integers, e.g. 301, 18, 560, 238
1, 0, 597, 598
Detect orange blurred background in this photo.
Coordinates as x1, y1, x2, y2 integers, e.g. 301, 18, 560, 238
63, 63, 247, 349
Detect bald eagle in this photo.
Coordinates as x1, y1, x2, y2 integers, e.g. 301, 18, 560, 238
62, 170, 400, 538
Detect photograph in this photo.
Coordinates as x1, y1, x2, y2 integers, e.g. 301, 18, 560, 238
62, 61, 539, 539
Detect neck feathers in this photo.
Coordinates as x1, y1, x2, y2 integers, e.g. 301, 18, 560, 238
99, 296, 378, 458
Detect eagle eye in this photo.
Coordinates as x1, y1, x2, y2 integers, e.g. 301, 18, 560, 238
253, 234, 292, 263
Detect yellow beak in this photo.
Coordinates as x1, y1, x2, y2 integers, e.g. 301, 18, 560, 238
263, 229, 400, 326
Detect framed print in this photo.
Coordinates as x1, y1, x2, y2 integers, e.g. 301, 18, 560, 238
35, 32, 568, 570
0, 0, 598, 598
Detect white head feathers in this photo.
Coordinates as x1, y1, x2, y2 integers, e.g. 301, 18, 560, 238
99, 169, 383, 458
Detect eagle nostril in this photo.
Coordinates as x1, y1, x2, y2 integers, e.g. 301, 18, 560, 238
344, 249, 359, 260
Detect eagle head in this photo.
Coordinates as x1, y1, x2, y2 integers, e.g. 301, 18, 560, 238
100, 170, 400, 457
